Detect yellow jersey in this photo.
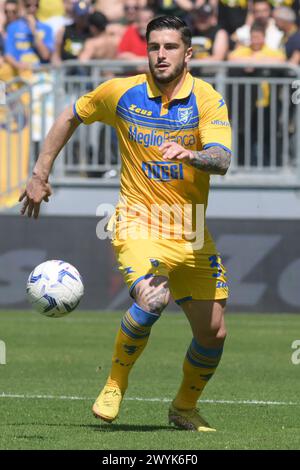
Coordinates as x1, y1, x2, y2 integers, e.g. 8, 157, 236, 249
37, 0, 64, 21
74, 72, 231, 250
229, 45, 286, 60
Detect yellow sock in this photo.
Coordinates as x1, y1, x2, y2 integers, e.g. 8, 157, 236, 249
107, 304, 159, 392
173, 339, 224, 410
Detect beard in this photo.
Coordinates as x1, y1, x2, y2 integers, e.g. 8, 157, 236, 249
149, 59, 186, 84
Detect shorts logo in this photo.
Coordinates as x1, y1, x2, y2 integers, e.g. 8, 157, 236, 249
150, 259, 160, 267
209, 255, 225, 279
178, 106, 193, 124
124, 266, 134, 274
142, 161, 184, 182
216, 281, 228, 288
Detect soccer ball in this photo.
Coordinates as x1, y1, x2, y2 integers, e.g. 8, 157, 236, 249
26, 260, 84, 318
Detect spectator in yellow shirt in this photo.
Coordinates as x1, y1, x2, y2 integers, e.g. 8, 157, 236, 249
229, 20, 286, 168
229, 20, 286, 63
37, 0, 64, 21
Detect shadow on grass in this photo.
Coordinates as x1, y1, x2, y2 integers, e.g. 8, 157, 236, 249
3, 422, 175, 432
89, 423, 175, 432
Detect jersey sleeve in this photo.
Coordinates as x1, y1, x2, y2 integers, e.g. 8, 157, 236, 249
74, 79, 120, 127
198, 88, 232, 154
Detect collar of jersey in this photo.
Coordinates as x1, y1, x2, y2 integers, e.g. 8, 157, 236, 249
146, 72, 194, 100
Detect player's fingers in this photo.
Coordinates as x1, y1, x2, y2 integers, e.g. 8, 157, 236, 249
27, 200, 35, 218
161, 143, 183, 156
46, 184, 52, 196
159, 142, 172, 152
19, 190, 26, 202
162, 149, 182, 160
21, 197, 29, 215
33, 202, 41, 219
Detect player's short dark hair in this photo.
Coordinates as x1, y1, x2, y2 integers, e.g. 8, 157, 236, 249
250, 20, 266, 34
146, 15, 192, 48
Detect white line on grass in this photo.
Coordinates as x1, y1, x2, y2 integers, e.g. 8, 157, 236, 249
0, 393, 299, 406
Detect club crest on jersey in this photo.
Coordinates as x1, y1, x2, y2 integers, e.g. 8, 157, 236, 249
177, 107, 193, 124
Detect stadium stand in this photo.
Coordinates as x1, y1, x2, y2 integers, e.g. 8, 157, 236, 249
1, 0, 300, 210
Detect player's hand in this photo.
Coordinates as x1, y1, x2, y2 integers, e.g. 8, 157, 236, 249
19, 174, 52, 219
159, 142, 194, 162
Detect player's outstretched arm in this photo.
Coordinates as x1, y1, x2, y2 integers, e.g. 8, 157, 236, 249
19, 105, 80, 219
160, 142, 231, 175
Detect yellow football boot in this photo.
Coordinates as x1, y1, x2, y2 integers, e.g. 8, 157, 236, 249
168, 403, 216, 432
92, 385, 123, 423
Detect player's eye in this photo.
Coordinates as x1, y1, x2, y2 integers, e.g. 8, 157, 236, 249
165, 44, 179, 50
148, 45, 159, 52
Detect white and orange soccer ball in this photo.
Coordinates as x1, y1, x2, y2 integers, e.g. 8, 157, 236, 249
27, 260, 84, 318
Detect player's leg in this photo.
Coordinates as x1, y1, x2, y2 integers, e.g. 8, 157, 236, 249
169, 299, 226, 431
168, 249, 228, 431
93, 274, 170, 422
107, 274, 170, 392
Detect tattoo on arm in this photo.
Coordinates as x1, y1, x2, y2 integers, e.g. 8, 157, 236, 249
190, 146, 231, 175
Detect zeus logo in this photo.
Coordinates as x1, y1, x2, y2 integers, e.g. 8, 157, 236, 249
142, 161, 184, 181
129, 104, 152, 116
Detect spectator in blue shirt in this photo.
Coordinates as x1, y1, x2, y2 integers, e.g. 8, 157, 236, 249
3, 0, 20, 36
4, 0, 54, 73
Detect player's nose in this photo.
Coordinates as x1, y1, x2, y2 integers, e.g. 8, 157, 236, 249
157, 46, 167, 60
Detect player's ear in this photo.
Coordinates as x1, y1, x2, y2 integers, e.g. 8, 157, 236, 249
185, 47, 193, 62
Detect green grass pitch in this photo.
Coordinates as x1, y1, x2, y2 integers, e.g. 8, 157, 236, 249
0, 310, 299, 450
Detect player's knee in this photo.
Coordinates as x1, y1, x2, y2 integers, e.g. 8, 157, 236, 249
134, 276, 170, 315
215, 326, 227, 342
138, 288, 170, 314
147, 289, 170, 314
196, 322, 227, 346
208, 320, 227, 342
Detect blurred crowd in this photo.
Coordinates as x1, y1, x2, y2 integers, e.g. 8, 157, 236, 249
0, 1, 297, 175
0, 0, 300, 82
